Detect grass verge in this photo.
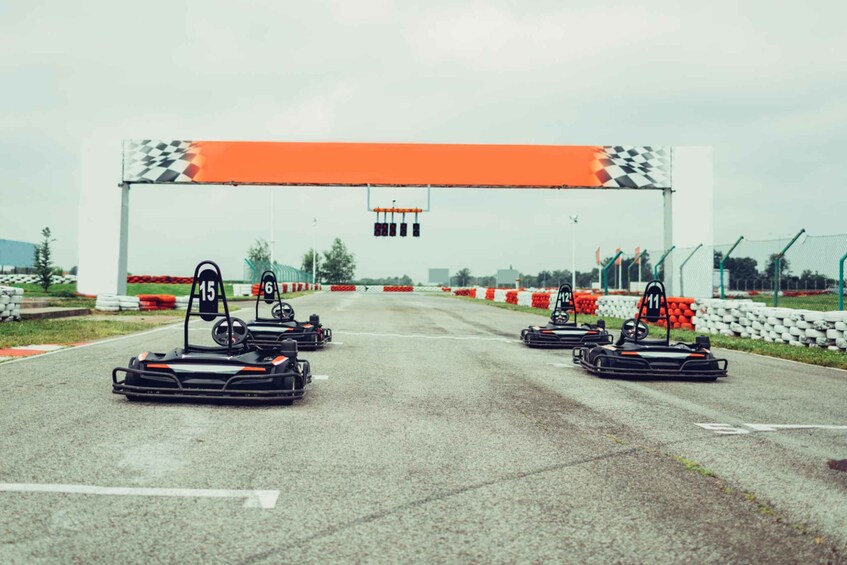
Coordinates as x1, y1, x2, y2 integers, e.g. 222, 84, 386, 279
1, 291, 315, 350
442, 295, 847, 370
0, 319, 165, 349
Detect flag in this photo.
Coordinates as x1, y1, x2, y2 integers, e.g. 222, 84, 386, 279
595, 247, 600, 265
635, 246, 641, 265
615, 248, 622, 265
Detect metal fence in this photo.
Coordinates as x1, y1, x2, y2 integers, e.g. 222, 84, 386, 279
602, 231, 847, 309
243, 259, 314, 284
714, 232, 846, 289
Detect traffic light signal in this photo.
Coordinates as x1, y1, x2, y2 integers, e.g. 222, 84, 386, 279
400, 223, 407, 237
374, 222, 381, 237
381, 222, 389, 236
412, 223, 420, 237
389, 223, 397, 237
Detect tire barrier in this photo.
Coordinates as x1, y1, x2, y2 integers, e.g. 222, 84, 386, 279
0, 274, 77, 285
250, 282, 316, 296
454, 288, 475, 297
596, 295, 694, 329
330, 285, 357, 292
95, 294, 140, 312
175, 296, 190, 310
136, 294, 177, 311
531, 293, 550, 309
126, 275, 193, 284
0, 286, 23, 321
383, 286, 414, 292
694, 299, 847, 351
506, 290, 519, 305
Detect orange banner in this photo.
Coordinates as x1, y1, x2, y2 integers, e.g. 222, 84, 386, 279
122, 141, 670, 189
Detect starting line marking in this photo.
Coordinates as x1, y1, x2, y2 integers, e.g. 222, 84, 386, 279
0, 483, 280, 509
313, 374, 330, 380
334, 330, 514, 343
696, 423, 847, 435
548, 363, 575, 369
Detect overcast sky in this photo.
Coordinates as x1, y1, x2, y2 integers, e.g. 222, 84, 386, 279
2, 0, 845, 282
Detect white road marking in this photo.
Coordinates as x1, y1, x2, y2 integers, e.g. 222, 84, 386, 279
696, 423, 847, 435
334, 330, 515, 343
0, 483, 279, 509
312, 375, 330, 380
548, 363, 575, 369
18, 344, 66, 351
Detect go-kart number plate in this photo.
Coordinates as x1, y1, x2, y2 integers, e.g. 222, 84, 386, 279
644, 285, 663, 322
197, 267, 220, 322
261, 273, 276, 304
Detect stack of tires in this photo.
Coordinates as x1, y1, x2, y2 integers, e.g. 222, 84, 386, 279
175, 296, 190, 310
137, 294, 177, 311
0, 286, 23, 321
95, 294, 139, 312
531, 293, 550, 309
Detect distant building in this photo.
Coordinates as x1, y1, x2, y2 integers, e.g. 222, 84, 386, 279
428, 268, 450, 286
496, 268, 520, 288
0, 238, 36, 270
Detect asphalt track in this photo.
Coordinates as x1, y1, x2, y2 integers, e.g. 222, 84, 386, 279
1, 292, 845, 563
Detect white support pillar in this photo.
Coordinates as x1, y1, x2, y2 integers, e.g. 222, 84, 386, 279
117, 183, 130, 295
663, 187, 674, 295
670, 147, 714, 298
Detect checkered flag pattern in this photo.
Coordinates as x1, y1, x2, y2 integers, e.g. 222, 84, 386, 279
591, 146, 670, 189
123, 140, 203, 183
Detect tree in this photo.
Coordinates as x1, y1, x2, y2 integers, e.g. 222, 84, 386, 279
33, 227, 55, 292
322, 238, 356, 283
764, 253, 790, 279
247, 239, 271, 264
301, 248, 321, 281
455, 268, 472, 286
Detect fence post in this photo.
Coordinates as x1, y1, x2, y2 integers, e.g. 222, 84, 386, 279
774, 229, 805, 307
653, 246, 675, 280
626, 248, 645, 294
602, 251, 624, 296
720, 236, 744, 299
678, 243, 703, 297
839, 251, 847, 311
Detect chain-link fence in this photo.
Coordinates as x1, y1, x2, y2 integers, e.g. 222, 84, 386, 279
711, 232, 847, 306
243, 259, 313, 284
618, 232, 847, 307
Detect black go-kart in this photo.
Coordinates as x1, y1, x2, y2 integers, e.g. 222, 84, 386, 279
521, 283, 611, 348
573, 280, 728, 381
245, 270, 332, 352
112, 260, 311, 404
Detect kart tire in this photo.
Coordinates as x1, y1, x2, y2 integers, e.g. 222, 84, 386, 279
593, 353, 611, 378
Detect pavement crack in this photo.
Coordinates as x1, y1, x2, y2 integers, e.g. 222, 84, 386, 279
239, 445, 642, 563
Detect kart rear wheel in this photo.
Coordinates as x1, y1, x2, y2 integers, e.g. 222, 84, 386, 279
593, 354, 611, 378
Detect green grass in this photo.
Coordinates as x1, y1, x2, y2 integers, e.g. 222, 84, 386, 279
0, 318, 162, 349
746, 293, 840, 311
443, 294, 847, 370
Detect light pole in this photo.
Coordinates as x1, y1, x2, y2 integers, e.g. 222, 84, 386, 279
569, 215, 579, 289
312, 217, 317, 286
270, 190, 276, 265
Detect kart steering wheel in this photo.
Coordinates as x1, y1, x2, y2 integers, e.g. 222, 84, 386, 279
551, 309, 569, 325
211, 318, 249, 347
621, 318, 649, 341
271, 302, 295, 321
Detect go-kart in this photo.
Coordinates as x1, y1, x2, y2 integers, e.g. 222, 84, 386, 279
112, 260, 311, 403
245, 270, 332, 351
573, 280, 728, 380
521, 283, 611, 348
